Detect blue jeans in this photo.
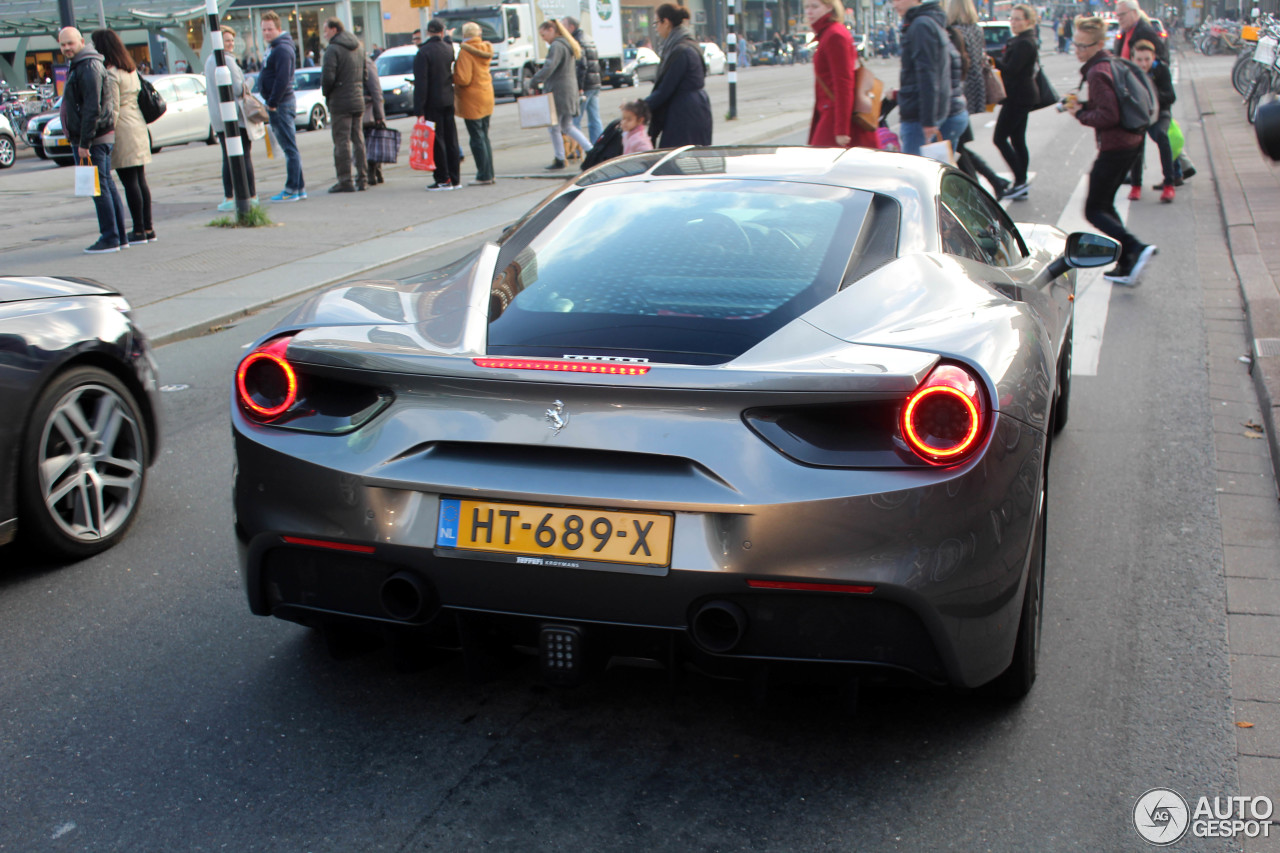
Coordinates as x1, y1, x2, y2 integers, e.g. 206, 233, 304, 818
572, 88, 603, 144
268, 99, 304, 193
901, 112, 968, 158
89, 143, 127, 246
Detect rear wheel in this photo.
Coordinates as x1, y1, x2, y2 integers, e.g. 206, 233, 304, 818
0, 134, 14, 168
307, 105, 326, 131
987, 465, 1046, 700
18, 367, 149, 560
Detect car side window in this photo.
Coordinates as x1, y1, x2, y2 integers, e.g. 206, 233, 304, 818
939, 174, 1025, 267
939, 205, 988, 263
173, 77, 199, 99
155, 80, 176, 102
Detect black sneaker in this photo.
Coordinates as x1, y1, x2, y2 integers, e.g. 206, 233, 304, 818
328, 183, 356, 193
1181, 164, 1196, 180
544, 159, 566, 171
1128, 243, 1157, 284
425, 181, 455, 191
84, 238, 120, 254
1103, 253, 1136, 285
991, 178, 1011, 201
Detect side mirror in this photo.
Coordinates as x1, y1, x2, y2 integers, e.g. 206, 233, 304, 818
1046, 232, 1120, 279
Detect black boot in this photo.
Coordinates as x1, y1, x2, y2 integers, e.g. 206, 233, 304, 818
545, 158, 566, 170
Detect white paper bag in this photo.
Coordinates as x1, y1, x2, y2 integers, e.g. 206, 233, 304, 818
517, 93, 557, 129
919, 139, 955, 165
246, 119, 267, 141
74, 162, 100, 197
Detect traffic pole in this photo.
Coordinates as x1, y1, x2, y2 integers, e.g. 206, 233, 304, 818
206, 0, 253, 220
727, 0, 738, 119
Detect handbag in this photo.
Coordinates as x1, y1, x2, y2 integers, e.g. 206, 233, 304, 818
852, 65, 884, 132
410, 118, 436, 171
240, 92, 270, 124
517, 93, 557, 128
74, 157, 100, 197
1031, 65, 1059, 111
366, 126, 401, 163
984, 65, 1006, 111
919, 139, 955, 165
137, 73, 166, 124
1168, 118, 1184, 160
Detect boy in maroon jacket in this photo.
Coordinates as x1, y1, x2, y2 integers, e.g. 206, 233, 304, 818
1066, 15, 1157, 287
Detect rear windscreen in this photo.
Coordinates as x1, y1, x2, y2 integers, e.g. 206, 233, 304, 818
486, 181, 877, 364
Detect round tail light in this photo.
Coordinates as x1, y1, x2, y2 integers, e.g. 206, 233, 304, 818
900, 364, 987, 464
236, 335, 298, 419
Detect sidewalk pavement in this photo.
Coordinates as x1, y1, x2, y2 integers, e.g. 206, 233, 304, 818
1185, 50, 1280, 835
123, 106, 809, 347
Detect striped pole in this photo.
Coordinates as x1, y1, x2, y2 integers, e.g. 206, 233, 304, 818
727, 0, 738, 119
206, 0, 253, 219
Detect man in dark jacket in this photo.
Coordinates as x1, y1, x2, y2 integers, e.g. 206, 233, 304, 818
413, 18, 460, 191
892, 0, 967, 156
1115, 0, 1168, 64
1127, 39, 1177, 201
321, 18, 367, 192
1067, 16, 1155, 286
564, 16, 603, 143
259, 11, 306, 201
58, 26, 128, 253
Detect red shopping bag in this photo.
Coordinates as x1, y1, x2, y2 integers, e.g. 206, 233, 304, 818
410, 118, 436, 171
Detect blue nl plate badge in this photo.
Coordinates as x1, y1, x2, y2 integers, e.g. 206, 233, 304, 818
436, 498, 460, 547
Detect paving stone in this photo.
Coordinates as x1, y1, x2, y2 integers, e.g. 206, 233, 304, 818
1229, 614, 1280, 654
1235, 701, 1280, 757
1222, 511, 1280, 547
1219, 494, 1280, 520
1225, 545, 1280, 579
1228, 580, 1280, 616
1216, 432, 1276, 458
1221, 451, 1278, 474
1219, 470, 1279, 499
1233, 655, 1280, 702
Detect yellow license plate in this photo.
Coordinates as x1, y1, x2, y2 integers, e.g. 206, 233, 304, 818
437, 498, 673, 567
53, 138, 69, 146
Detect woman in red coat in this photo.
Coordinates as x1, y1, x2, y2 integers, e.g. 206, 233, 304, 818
807, 0, 878, 148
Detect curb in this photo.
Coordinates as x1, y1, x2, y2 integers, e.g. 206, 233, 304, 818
1188, 54, 1280, 488
139, 117, 814, 349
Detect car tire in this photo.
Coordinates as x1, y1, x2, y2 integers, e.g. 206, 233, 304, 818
1053, 329, 1072, 434
34, 142, 47, 159
206, 125, 217, 145
53, 156, 74, 167
987, 464, 1045, 701
18, 366, 150, 561
0, 134, 15, 169
149, 130, 161, 155
307, 106, 326, 131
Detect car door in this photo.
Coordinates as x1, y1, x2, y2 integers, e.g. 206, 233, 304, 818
939, 172, 1071, 357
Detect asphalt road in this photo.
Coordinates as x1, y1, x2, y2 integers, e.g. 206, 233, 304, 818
0, 53, 1243, 851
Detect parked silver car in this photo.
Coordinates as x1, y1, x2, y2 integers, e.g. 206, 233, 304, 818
232, 146, 1120, 699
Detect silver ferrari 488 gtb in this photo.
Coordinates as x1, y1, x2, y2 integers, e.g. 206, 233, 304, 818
232, 146, 1118, 699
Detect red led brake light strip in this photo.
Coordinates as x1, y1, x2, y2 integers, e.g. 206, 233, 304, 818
474, 358, 650, 376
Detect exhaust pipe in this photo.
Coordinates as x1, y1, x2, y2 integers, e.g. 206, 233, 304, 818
691, 600, 748, 653
379, 571, 433, 621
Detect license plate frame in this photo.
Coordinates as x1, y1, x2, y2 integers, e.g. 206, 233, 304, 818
435, 498, 674, 575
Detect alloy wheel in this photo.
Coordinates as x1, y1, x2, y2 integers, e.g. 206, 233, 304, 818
37, 382, 145, 544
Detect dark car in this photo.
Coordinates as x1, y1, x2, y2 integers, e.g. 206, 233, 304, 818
24, 98, 61, 159
980, 21, 1014, 58
231, 146, 1118, 699
0, 277, 160, 559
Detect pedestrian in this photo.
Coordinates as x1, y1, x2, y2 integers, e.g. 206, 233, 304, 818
320, 17, 367, 193
563, 16, 603, 145
454, 21, 495, 186
947, 0, 1009, 197
805, 0, 877, 149
259, 11, 305, 201
529, 19, 593, 170
1115, 0, 1168, 63
621, 100, 654, 154
891, 0, 967, 157
57, 26, 128, 253
412, 29, 421, 46
362, 55, 386, 185
413, 18, 461, 190
1066, 15, 1156, 286
204, 25, 258, 212
1060, 14, 1073, 53
92, 28, 155, 244
645, 4, 713, 148
304, 51, 316, 67
1127, 39, 1176, 202
993, 3, 1039, 200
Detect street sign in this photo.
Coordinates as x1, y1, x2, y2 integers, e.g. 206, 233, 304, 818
409, 0, 431, 7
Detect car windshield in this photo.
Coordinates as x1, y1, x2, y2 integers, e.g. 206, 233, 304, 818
437, 12, 502, 42
377, 54, 415, 76
294, 70, 322, 90
486, 181, 876, 364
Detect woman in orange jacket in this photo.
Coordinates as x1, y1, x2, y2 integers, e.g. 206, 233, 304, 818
454, 22, 496, 184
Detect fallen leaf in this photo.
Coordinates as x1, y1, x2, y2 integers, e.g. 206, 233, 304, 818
1244, 420, 1265, 433
1244, 432, 1264, 440
1237, 721, 1255, 728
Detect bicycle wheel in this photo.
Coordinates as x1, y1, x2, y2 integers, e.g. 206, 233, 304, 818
1247, 71, 1269, 123
1236, 53, 1263, 95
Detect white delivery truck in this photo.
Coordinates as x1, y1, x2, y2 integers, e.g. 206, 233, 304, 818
435, 0, 624, 98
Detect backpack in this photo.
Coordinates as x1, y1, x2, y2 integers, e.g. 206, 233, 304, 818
580, 119, 624, 170
1105, 57, 1158, 134
137, 72, 166, 124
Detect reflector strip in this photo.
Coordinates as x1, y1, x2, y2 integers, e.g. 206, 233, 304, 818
747, 580, 875, 594
281, 535, 376, 554
474, 357, 651, 375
